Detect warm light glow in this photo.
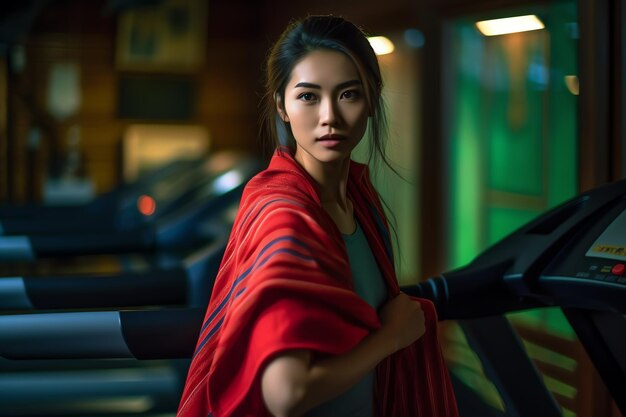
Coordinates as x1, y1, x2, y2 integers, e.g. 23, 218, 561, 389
137, 195, 156, 216
367, 36, 395, 55
564, 75, 579, 95
475, 15, 545, 36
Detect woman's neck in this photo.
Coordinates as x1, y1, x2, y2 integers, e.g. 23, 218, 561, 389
294, 151, 355, 234
294, 152, 351, 207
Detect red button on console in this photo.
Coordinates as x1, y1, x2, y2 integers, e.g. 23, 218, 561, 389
612, 263, 625, 276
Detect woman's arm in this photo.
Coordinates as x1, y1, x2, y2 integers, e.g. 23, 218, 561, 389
261, 293, 425, 417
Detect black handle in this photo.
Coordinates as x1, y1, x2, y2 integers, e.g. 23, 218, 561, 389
29, 228, 156, 257
120, 307, 205, 359
23, 268, 188, 309
402, 261, 544, 321
1, 215, 117, 235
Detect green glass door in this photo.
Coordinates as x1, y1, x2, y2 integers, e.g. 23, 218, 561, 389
444, 1, 580, 414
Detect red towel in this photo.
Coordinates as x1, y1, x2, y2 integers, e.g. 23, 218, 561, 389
177, 150, 458, 417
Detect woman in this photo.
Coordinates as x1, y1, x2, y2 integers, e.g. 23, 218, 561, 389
177, 15, 458, 417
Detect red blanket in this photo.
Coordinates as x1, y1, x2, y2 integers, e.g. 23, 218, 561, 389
177, 150, 458, 417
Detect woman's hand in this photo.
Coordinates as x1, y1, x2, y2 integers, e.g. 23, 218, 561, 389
379, 293, 425, 353
262, 293, 426, 416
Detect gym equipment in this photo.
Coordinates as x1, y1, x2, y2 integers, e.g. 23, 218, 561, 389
0, 358, 186, 417
0, 157, 204, 221
0, 152, 254, 235
0, 154, 260, 262
0, 234, 228, 310
403, 178, 626, 415
1, 179, 624, 416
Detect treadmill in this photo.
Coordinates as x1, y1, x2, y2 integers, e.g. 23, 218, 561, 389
403, 178, 626, 416
0, 157, 259, 416
0, 179, 624, 416
0, 156, 205, 222
0, 151, 259, 237
0, 233, 229, 311
0, 154, 261, 262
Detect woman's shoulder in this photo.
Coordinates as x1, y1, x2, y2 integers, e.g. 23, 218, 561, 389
244, 166, 316, 202
235, 168, 321, 230
243, 151, 320, 201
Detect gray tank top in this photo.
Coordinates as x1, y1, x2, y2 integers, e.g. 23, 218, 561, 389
306, 220, 388, 417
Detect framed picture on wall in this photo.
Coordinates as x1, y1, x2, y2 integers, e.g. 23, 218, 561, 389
116, 0, 207, 72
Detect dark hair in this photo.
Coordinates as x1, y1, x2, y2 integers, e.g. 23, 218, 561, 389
260, 15, 404, 267
259, 15, 391, 170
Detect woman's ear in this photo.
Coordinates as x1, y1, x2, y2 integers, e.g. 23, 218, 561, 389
275, 94, 290, 123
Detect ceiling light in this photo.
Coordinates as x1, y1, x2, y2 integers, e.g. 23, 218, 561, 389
476, 15, 545, 37
368, 36, 395, 55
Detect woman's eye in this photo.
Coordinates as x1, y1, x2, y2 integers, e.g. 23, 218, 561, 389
298, 92, 316, 101
341, 90, 361, 100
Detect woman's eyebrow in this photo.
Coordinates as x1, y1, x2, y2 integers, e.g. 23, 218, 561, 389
336, 80, 362, 90
293, 79, 362, 89
294, 82, 321, 89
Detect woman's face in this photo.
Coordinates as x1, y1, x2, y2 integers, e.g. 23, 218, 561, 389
280, 49, 369, 170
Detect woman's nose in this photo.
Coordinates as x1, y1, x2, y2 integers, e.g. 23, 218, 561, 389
320, 99, 339, 126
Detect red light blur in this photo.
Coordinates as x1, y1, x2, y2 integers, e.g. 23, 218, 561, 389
137, 195, 156, 216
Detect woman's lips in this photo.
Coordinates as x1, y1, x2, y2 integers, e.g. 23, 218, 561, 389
316, 134, 347, 147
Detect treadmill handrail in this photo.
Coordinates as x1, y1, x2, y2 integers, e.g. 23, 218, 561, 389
0, 235, 228, 311
0, 268, 188, 310
0, 308, 204, 360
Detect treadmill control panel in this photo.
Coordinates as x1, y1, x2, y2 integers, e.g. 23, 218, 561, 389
544, 204, 626, 283
580, 207, 626, 282
540, 200, 626, 312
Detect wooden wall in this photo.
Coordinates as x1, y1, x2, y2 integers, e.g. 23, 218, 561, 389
2, 0, 423, 203
257, 0, 420, 41
3, 0, 267, 202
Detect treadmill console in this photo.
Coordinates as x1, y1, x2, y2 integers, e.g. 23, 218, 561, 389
540, 198, 626, 313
